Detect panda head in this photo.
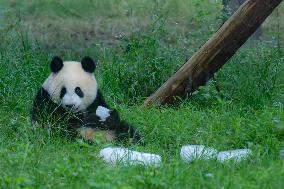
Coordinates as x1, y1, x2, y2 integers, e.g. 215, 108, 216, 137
43, 56, 98, 112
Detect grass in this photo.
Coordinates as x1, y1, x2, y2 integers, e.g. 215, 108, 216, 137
0, 0, 228, 52
1, 0, 284, 188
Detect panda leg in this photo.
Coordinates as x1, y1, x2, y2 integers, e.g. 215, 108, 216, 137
77, 127, 116, 144
78, 127, 95, 143
96, 130, 116, 141
115, 121, 142, 144
95, 107, 143, 144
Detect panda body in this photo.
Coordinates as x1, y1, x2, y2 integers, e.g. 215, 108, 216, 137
31, 56, 141, 144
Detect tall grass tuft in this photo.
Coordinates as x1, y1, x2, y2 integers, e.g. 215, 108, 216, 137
99, 18, 186, 104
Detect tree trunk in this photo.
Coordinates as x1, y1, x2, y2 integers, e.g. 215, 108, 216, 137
223, 0, 262, 40
144, 0, 283, 107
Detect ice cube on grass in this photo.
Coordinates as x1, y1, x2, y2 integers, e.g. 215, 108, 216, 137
217, 149, 252, 163
180, 145, 218, 162
99, 147, 162, 166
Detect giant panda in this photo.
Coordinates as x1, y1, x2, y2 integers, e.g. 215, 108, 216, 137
31, 56, 141, 144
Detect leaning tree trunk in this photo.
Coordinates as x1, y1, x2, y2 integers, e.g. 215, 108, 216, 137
144, 0, 283, 107
222, 0, 262, 40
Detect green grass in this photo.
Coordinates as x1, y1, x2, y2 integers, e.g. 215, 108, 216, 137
0, 0, 235, 52
1, 1, 284, 188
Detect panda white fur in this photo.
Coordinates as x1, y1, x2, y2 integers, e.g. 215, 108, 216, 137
31, 56, 141, 144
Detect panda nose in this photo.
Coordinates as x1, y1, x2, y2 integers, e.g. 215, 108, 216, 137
65, 104, 75, 109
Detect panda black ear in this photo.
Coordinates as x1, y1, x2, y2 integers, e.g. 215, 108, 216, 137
81, 56, 96, 73
50, 56, 63, 73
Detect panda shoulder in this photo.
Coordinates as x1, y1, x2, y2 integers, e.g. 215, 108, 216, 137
95, 90, 109, 108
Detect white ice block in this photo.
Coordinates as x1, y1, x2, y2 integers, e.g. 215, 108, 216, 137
96, 106, 111, 121
99, 147, 162, 166
217, 149, 252, 163
180, 145, 218, 162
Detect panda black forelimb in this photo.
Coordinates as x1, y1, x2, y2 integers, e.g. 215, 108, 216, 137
114, 120, 142, 145
97, 109, 142, 144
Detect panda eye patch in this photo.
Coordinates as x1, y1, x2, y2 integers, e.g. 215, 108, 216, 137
75, 87, 84, 98
60, 87, 66, 99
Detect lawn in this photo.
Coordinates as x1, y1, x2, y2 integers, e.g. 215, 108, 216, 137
0, 0, 284, 188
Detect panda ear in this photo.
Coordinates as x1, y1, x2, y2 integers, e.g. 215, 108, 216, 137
81, 56, 96, 73
50, 56, 63, 73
